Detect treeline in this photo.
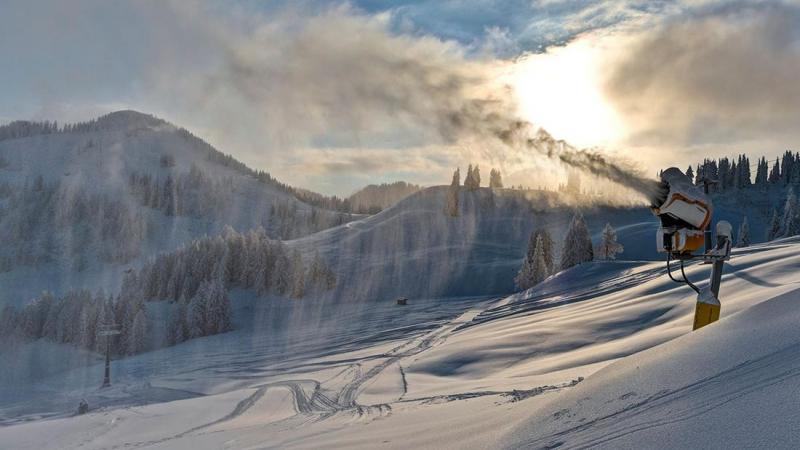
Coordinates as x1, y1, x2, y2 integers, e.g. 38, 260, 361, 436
0, 177, 148, 271
0, 111, 166, 142
0, 226, 336, 355
136, 226, 335, 303
690, 151, 800, 191
0, 111, 365, 216
515, 213, 623, 290
445, 165, 504, 216
347, 182, 422, 214
0, 278, 231, 356
128, 165, 235, 218
128, 165, 351, 238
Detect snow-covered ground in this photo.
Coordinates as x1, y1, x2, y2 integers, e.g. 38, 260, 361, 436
3, 236, 799, 449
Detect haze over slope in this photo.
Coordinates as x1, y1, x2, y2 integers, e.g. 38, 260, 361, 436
2, 234, 799, 448
0, 111, 354, 303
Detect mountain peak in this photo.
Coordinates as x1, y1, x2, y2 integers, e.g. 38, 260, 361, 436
93, 110, 168, 130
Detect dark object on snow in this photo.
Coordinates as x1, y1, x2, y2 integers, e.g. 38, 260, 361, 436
77, 399, 89, 415
396, 297, 408, 305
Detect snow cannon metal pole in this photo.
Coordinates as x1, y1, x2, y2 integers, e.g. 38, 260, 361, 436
693, 221, 732, 330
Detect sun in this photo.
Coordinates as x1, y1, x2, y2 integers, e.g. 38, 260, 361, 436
509, 35, 626, 150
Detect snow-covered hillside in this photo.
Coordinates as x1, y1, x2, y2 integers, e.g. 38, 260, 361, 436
0, 111, 354, 303
2, 236, 799, 449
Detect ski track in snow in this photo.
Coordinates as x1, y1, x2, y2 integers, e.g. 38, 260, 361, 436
82, 307, 496, 448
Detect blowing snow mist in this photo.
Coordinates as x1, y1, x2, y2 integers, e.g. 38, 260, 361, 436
161, 5, 661, 200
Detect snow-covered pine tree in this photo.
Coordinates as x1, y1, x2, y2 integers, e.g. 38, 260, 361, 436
464, 165, 474, 190
290, 250, 306, 299
472, 165, 481, 190
489, 168, 503, 188
560, 211, 593, 270
127, 308, 148, 355
187, 286, 207, 338
769, 158, 781, 184
203, 278, 232, 335
532, 228, 554, 275
685, 166, 694, 181
446, 167, 460, 217
168, 299, 189, 345
271, 243, 292, 295
529, 236, 548, 284
781, 187, 800, 237
766, 208, 781, 241
736, 217, 750, 247
595, 223, 624, 260
515, 234, 537, 290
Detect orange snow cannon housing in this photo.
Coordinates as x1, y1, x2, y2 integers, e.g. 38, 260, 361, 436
651, 168, 712, 255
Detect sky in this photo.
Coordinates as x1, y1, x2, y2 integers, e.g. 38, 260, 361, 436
2, 0, 800, 195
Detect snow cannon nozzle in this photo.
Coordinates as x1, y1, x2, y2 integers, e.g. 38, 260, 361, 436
651, 167, 712, 255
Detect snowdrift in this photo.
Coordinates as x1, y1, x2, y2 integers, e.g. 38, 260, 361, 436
505, 284, 800, 449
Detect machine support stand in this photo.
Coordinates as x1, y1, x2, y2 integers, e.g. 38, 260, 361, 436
692, 224, 731, 331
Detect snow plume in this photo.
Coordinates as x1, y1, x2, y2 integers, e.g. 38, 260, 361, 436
182, 4, 660, 200
2, 1, 657, 197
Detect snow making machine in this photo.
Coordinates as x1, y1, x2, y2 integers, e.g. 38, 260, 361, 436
651, 167, 732, 330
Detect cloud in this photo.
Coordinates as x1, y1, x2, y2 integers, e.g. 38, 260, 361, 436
0, 0, 661, 198
605, 1, 800, 147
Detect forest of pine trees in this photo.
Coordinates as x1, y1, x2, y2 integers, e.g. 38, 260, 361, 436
691, 151, 800, 191
0, 176, 148, 271
0, 226, 336, 356
515, 211, 596, 290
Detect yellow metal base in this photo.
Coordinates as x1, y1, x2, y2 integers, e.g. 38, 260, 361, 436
693, 302, 721, 330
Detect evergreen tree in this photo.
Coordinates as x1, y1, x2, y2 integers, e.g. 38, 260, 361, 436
472, 165, 481, 189
694, 163, 704, 185
560, 211, 594, 270
781, 151, 794, 185
532, 228, 554, 275
290, 250, 306, 299
754, 157, 768, 188
446, 168, 460, 217
127, 308, 147, 355
595, 223, 624, 260
718, 158, 731, 190
464, 165, 474, 190
766, 208, 781, 241
515, 234, 548, 290
736, 217, 750, 247
489, 168, 503, 188
781, 187, 800, 237
769, 157, 781, 184
685, 166, 694, 181
187, 287, 206, 338
271, 243, 293, 295
203, 278, 232, 334
168, 299, 189, 345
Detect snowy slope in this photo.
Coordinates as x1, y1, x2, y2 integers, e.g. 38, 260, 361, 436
0, 111, 354, 303
2, 237, 799, 448
291, 182, 786, 302
295, 186, 658, 302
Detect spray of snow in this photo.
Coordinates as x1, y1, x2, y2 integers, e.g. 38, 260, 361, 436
149, 4, 662, 201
